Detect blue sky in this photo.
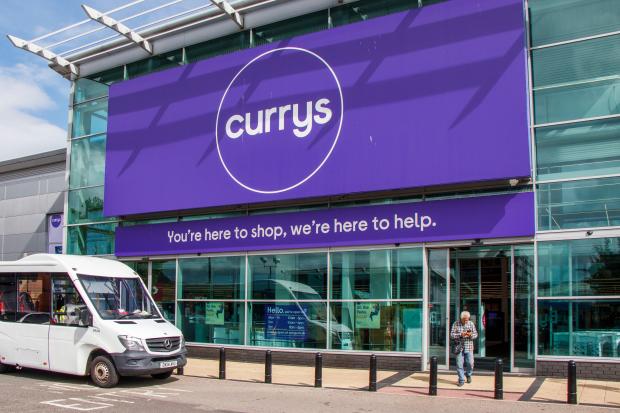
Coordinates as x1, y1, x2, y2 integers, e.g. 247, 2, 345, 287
0, 0, 127, 161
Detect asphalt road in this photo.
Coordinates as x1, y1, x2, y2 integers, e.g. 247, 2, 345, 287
0, 368, 614, 413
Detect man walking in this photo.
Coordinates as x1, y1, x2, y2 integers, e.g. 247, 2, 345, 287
450, 310, 478, 387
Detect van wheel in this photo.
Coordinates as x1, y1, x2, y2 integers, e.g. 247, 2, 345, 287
90, 356, 119, 388
151, 371, 173, 380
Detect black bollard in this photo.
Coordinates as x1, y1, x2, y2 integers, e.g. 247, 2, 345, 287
176, 367, 184, 375
369, 354, 377, 392
265, 350, 272, 384
567, 360, 577, 405
219, 347, 226, 380
494, 358, 503, 400
429, 356, 438, 396
315, 352, 323, 388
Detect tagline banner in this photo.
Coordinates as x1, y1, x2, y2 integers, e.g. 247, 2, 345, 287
105, 0, 529, 217
115, 193, 534, 257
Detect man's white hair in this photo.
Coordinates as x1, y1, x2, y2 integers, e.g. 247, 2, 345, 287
460, 311, 471, 319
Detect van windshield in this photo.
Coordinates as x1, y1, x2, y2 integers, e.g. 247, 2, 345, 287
78, 275, 161, 320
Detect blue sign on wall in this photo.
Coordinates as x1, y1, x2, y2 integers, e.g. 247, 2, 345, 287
265, 305, 308, 340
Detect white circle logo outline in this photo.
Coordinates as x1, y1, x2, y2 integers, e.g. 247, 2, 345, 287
215, 47, 344, 194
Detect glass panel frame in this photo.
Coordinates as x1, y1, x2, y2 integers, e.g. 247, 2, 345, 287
67, 223, 116, 256
72, 98, 108, 138
538, 299, 620, 358
178, 301, 245, 345
178, 256, 245, 300
70, 134, 107, 189
537, 176, 620, 231
329, 301, 423, 352
248, 252, 327, 300
330, 248, 423, 300
535, 117, 620, 181
151, 260, 177, 323
247, 301, 327, 349
529, 0, 620, 47
538, 238, 620, 297
68, 186, 105, 225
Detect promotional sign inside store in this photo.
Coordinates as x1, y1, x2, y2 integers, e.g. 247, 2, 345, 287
104, 0, 530, 216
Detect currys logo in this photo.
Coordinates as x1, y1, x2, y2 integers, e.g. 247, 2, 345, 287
216, 47, 343, 194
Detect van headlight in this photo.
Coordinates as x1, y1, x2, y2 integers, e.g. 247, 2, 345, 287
118, 335, 145, 352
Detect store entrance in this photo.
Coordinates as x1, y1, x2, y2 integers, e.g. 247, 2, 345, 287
451, 248, 511, 370
427, 244, 535, 372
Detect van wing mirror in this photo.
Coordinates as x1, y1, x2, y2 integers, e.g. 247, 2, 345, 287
79, 308, 93, 327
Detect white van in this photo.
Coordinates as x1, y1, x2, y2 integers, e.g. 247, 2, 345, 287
0, 254, 186, 388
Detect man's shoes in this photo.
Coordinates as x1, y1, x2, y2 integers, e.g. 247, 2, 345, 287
466, 376, 472, 384
457, 382, 464, 387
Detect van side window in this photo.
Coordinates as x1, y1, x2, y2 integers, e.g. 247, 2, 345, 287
52, 275, 88, 327
0, 274, 17, 322
17, 273, 51, 324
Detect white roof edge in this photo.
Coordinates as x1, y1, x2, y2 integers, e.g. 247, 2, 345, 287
62, 0, 345, 78
0, 254, 137, 278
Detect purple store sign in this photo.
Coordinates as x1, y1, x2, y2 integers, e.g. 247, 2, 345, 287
104, 0, 530, 217
115, 192, 534, 257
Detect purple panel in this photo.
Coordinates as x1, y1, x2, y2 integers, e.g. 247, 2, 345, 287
115, 192, 534, 257
105, 0, 530, 217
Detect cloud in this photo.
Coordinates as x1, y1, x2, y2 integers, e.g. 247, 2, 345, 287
0, 63, 68, 162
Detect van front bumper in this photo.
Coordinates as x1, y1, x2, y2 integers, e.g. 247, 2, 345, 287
111, 348, 187, 376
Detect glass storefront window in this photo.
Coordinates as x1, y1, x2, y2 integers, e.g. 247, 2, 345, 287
74, 78, 108, 104
536, 118, 620, 181
126, 49, 184, 79
248, 253, 327, 300
151, 260, 176, 323
514, 245, 535, 369
248, 301, 327, 349
67, 223, 116, 256
529, 0, 620, 47
330, 301, 422, 352
68, 186, 105, 224
178, 256, 244, 300
70, 134, 107, 189
331, 248, 423, 300
537, 176, 620, 230
72, 98, 108, 138
538, 238, 620, 297
186, 32, 251, 63
538, 300, 620, 357
178, 301, 244, 345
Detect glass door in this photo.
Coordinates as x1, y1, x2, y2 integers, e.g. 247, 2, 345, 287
426, 243, 535, 372
428, 249, 450, 368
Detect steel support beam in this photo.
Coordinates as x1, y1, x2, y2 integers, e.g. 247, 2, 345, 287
210, 0, 244, 29
6, 35, 79, 76
81, 4, 153, 54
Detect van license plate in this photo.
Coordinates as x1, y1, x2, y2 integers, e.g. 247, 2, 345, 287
159, 360, 177, 368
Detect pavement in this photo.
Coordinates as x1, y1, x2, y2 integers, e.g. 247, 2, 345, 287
184, 357, 620, 408
0, 358, 618, 412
